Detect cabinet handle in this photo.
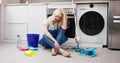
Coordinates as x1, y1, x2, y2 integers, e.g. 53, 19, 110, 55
113, 20, 120, 23
113, 16, 120, 19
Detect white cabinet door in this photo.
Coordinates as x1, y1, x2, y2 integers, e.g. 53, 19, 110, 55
5, 5, 47, 42
5, 6, 27, 40
28, 4, 47, 39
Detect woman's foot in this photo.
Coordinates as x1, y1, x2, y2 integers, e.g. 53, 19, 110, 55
51, 48, 57, 56
58, 48, 70, 57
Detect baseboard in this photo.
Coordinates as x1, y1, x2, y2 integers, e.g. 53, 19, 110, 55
4, 39, 27, 44
79, 43, 103, 48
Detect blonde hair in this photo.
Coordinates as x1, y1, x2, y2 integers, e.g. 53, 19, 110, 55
52, 8, 63, 25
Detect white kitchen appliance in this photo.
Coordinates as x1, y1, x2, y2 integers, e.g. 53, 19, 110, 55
76, 3, 108, 47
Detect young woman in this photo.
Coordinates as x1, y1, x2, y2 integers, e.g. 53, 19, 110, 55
39, 8, 70, 57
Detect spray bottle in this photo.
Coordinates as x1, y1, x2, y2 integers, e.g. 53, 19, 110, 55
17, 35, 22, 48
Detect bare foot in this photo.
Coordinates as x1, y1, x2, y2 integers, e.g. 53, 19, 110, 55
51, 48, 57, 56
58, 48, 70, 57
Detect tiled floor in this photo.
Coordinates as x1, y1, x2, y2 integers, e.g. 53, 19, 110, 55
0, 43, 120, 63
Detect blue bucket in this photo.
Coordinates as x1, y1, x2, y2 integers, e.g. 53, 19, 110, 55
27, 34, 39, 47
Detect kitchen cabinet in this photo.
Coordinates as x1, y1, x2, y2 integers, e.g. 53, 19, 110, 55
109, 1, 120, 17
109, 1, 120, 49
5, 4, 47, 42
27, 4, 47, 38
5, 5, 28, 40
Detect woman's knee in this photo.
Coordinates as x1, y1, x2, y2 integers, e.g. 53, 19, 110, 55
59, 27, 65, 33
43, 34, 48, 39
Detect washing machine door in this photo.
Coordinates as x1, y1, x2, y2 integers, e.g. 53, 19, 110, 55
79, 11, 104, 36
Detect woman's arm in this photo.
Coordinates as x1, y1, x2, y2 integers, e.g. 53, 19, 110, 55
60, 8, 67, 30
44, 24, 60, 50
44, 25, 57, 43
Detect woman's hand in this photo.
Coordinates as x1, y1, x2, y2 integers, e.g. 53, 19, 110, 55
54, 41, 60, 51
59, 8, 66, 15
59, 8, 67, 30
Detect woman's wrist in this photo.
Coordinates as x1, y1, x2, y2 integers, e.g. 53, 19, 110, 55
54, 40, 57, 43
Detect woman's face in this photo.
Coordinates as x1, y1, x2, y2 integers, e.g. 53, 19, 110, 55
53, 9, 63, 22
55, 15, 62, 21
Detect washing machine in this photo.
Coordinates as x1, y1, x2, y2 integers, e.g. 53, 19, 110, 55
76, 3, 108, 47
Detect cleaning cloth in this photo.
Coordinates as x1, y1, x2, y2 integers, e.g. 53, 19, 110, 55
24, 50, 36, 57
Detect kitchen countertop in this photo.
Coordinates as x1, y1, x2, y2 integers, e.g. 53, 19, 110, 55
5, 1, 109, 6
75, 1, 108, 4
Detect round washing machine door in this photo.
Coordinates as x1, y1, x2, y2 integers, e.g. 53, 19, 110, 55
79, 11, 104, 36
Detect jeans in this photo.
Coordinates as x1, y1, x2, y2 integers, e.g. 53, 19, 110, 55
42, 28, 66, 48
